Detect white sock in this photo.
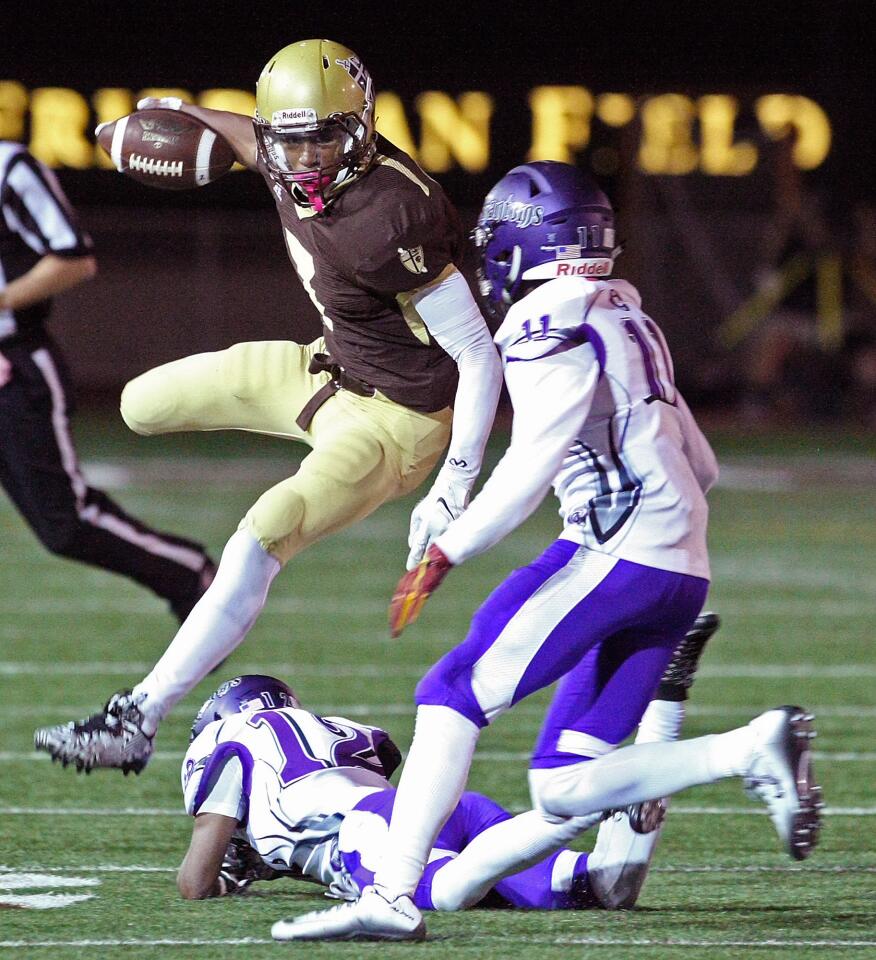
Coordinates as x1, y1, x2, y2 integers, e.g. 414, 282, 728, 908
429, 809, 599, 911
530, 726, 757, 818
133, 529, 281, 732
635, 699, 685, 744
374, 705, 480, 899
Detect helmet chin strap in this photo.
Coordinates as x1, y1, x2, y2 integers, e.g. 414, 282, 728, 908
500, 245, 523, 304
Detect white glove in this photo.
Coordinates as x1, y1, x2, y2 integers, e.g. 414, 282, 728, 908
136, 96, 184, 111
406, 463, 477, 570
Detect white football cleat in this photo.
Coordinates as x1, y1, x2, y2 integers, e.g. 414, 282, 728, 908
744, 705, 823, 860
587, 803, 667, 909
271, 885, 426, 942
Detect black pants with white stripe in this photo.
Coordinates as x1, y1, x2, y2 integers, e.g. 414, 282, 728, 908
0, 339, 212, 619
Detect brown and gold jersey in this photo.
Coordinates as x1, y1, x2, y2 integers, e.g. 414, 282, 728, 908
259, 135, 464, 412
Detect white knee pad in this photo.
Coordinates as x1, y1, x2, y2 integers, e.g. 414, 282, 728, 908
529, 762, 603, 819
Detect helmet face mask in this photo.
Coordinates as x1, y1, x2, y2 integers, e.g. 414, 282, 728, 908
474, 161, 618, 319
190, 674, 300, 742
254, 40, 377, 212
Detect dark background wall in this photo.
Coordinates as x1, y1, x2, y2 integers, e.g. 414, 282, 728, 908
3, 1, 874, 419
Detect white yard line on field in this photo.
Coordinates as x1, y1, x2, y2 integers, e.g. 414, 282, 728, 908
1, 805, 873, 816
4, 703, 876, 723
0, 702, 858, 723
0, 865, 173, 874
551, 938, 876, 949
73, 454, 876, 490
2, 935, 876, 949
2, 749, 875, 763
3, 660, 876, 679
2, 863, 873, 875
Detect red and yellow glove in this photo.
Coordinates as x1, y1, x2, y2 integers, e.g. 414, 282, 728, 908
389, 544, 453, 638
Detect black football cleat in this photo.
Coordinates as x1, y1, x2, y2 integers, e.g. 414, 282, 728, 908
655, 611, 721, 701
626, 612, 721, 834
34, 690, 154, 775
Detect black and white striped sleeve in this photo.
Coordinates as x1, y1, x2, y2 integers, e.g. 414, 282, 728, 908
1, 149, 93, 258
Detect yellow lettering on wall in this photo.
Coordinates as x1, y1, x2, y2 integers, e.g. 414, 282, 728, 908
596, 93, 635, 127
755, 94, 831, 170
528, 86, 593, 162
92, 89, 134, 167
0, 81, 28, 141
198, 88, 256, 116
638, 94, 698, 174
29, 88, 93, 168
416, 91, 493, 172
0, 82, 835, 176
374, 91, 419, 159
698, 95, 757, 175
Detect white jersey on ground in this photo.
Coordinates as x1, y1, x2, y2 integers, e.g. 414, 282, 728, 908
182, 709, 390, 884
437, 277, 717, 578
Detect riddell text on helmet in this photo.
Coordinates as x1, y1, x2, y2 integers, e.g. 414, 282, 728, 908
554, 260, 612, 276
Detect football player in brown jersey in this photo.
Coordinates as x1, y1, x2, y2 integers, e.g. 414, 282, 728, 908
35, 39, 502, 775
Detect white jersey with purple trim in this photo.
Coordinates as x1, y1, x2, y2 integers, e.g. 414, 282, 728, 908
182, 709, 390, 883
436, 277, 717, 577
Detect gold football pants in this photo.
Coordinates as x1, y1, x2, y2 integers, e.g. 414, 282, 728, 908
120, 340, 451, 564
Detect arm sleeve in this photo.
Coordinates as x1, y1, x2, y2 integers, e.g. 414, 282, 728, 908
408, 268, 502, 477
675, 392, 719, 493
436, 342, 601, 564
4, 152, 93, 256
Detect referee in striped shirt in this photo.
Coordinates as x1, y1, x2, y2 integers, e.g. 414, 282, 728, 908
0, 141, 215, 621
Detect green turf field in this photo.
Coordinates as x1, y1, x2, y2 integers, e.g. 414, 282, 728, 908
1, 416, 874, 958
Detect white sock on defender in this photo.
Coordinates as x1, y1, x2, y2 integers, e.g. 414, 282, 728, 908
374, 705, 480, 899
133, 529, 281, 731
530, 727, 757, 817
635, 698, 685, 744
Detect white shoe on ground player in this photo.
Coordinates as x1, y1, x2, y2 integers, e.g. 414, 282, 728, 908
744, 705, 823, 860
33, 691, 155, 775
271, 885, 426, 942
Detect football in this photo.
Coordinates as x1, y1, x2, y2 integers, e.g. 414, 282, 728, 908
95, 108, 236, 190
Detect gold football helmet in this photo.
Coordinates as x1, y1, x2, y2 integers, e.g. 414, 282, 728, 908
254, 39, 377, 211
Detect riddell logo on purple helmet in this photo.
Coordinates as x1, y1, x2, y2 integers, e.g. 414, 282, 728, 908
555, 260, 612, 276
482, 195, 544, 228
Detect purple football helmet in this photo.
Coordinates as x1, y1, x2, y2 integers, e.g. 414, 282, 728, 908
473, 161, 618, 317
190, 674, 300, 741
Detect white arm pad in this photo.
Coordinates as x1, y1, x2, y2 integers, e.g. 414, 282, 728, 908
409, 268, 502, 479
437, 343, 601, 565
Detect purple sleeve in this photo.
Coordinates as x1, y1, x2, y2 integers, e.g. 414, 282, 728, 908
192, 741, 254, 823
